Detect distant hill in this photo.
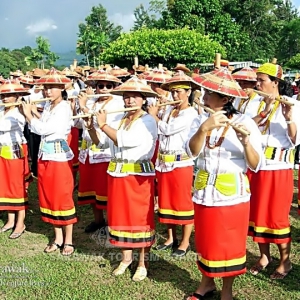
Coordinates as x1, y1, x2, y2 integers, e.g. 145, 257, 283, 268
55, 51, 85, 67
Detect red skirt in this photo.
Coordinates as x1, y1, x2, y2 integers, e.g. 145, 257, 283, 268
249, 169, 293, 244
38, 160, 77, 225
23, 144, 33, 186
78, 159, 109, 209
107, 174, 155, 248
157, 166, 194, 225
195, 202, 249, 278
0, 156, 28, 211
67, 127, 79, 174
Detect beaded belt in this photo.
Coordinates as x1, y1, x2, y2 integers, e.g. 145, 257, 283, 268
40, 140, 70, 154
81, 139, 102, 152
108, 158, 154, 174
158, 152, 190, 163
0, 143, 24, 159
264, 146, 294, 164
194, 170, 249, 196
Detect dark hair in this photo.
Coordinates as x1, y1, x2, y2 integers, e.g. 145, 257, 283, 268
223, 100, 240, 118
62, 90, 68, 101
268, 75, 294, 97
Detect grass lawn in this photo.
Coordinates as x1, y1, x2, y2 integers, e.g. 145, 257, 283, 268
0, 173, 299, 300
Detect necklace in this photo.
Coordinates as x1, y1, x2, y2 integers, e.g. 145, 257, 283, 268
258, 99, 280, 135
118, 111, 145, 131
241, 92, 256, 113
205, 124, 230, 149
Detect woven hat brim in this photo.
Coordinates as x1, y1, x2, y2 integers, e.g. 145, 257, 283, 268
161, 80, 201, 91
194, 75, 248, 99
111, 89, 157, 98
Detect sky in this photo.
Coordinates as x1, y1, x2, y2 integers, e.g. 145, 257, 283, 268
0, 0, 300, 53
0, 0, 151, 52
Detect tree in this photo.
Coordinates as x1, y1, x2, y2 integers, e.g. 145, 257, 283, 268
286, 53, 300, 69
77, 4, 122, 66
100, 28, 226, 69
152, 0, 251, 61
132, 4, 157, 30
25, 36, 59, 69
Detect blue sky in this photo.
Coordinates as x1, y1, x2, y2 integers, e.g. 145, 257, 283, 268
0, 0, 299, 53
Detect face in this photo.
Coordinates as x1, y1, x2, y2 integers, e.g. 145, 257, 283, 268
256, 73, 278, 94
170, 88, 190, 102
123, 92, 144, 110
96, 80, 114, 94
65, 78, 74, 90
0, 93, 19, 103
150, 82, 161, 92
236, 80, 256, 90
43, 84, 64, 101
203, 89, 228, 111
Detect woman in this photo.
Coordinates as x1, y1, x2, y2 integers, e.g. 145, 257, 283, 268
148, 71, 198, 257
22, 68, 77, 255
77, 70, 124, 233
187, 68, 262, 300
88, 77, 157, 282
248, 63, 300, 279
0, 80, 30, 239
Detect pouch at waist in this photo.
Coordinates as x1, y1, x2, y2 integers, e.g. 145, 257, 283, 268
264, 146, 294, 164
108, 159, 154, 174
0, 143, 24, 159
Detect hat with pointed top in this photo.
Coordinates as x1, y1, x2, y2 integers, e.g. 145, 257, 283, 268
193, 67, 248, 99
35, 68, 71, 85
161, 71, 201, 91
232, 67, 257, 82
9, 70, 24, 78
85, 69, 122, 86
144, 69, 172, 84
0, 79, 30, 95
61, 67, 80, 78
18, 74, 36, 86
110, 66, 131, 78
111, 76, 157, 97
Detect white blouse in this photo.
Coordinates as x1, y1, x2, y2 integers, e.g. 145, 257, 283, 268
79, 96, 124, 164
186, 113, 263, 207
156, 106, 197, 172
97, 113, 158, 177
0, 108, 25, 145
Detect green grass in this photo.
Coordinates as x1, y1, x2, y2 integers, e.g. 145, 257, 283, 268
0, 173, 300, 300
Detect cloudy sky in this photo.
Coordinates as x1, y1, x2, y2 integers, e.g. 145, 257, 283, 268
0, 0, 300, 53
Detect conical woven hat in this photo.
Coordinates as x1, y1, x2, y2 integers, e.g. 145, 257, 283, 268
85, 69, 122, 86
32, 68, 46, 78
18, 74, 36, 85
36, 68, 71, 85
172, 63, 190, 73
144, 69, 172, 84
10, 70, 24, 77
161, 71, 201, 90
232, 67, 257, 82
194, 67, 248, 99
0, 79, 30, 95
111, 76, 157, 97
110, 66, 131, 78
61, 67, 80, 78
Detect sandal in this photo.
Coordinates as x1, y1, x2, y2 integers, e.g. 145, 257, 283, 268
0, 226, 15, 233
62, 244, 75, 256
187, 289, 216, 300
44, 242, 63, 253
249, 259, 273, 276
270, 267, 292, 280
9, 226, 26, 239
112, 261, 132, 276
132, 266, 147, 282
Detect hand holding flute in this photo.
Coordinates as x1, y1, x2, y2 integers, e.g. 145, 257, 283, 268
198, 103, 250, 136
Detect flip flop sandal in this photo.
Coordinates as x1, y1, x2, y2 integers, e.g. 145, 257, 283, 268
249, 259, 273, 275
44, 242, 63, 253
61, 244, 75, 256
270, 267, 293, 280
187, 289, 216, 300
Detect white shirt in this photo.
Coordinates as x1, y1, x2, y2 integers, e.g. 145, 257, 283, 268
258, 96, 300, 170
30, 101, 73, 161
186, 113, 263, 207
156, 106, 197, 172
79, 96, 124, 164
238, 93, 264, 118
97, 113, 158, 177
0, 108, 25, 145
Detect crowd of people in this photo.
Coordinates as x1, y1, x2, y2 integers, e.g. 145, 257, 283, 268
0, 59, 299, 300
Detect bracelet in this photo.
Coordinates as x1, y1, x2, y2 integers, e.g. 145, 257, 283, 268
286, 120, 294, 125
259, 111, 267, 118
100, 123, 107, 130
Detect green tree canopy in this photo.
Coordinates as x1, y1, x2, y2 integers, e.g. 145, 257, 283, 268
100, 28, 226, 69
77, 4, 122, 66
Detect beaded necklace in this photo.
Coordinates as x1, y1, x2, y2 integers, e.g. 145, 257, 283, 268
118, 111, 145, 131
257, 99, 280, 135
205, 124, 230, 149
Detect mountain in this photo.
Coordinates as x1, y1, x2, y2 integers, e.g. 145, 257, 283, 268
55, 51, 85, 67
